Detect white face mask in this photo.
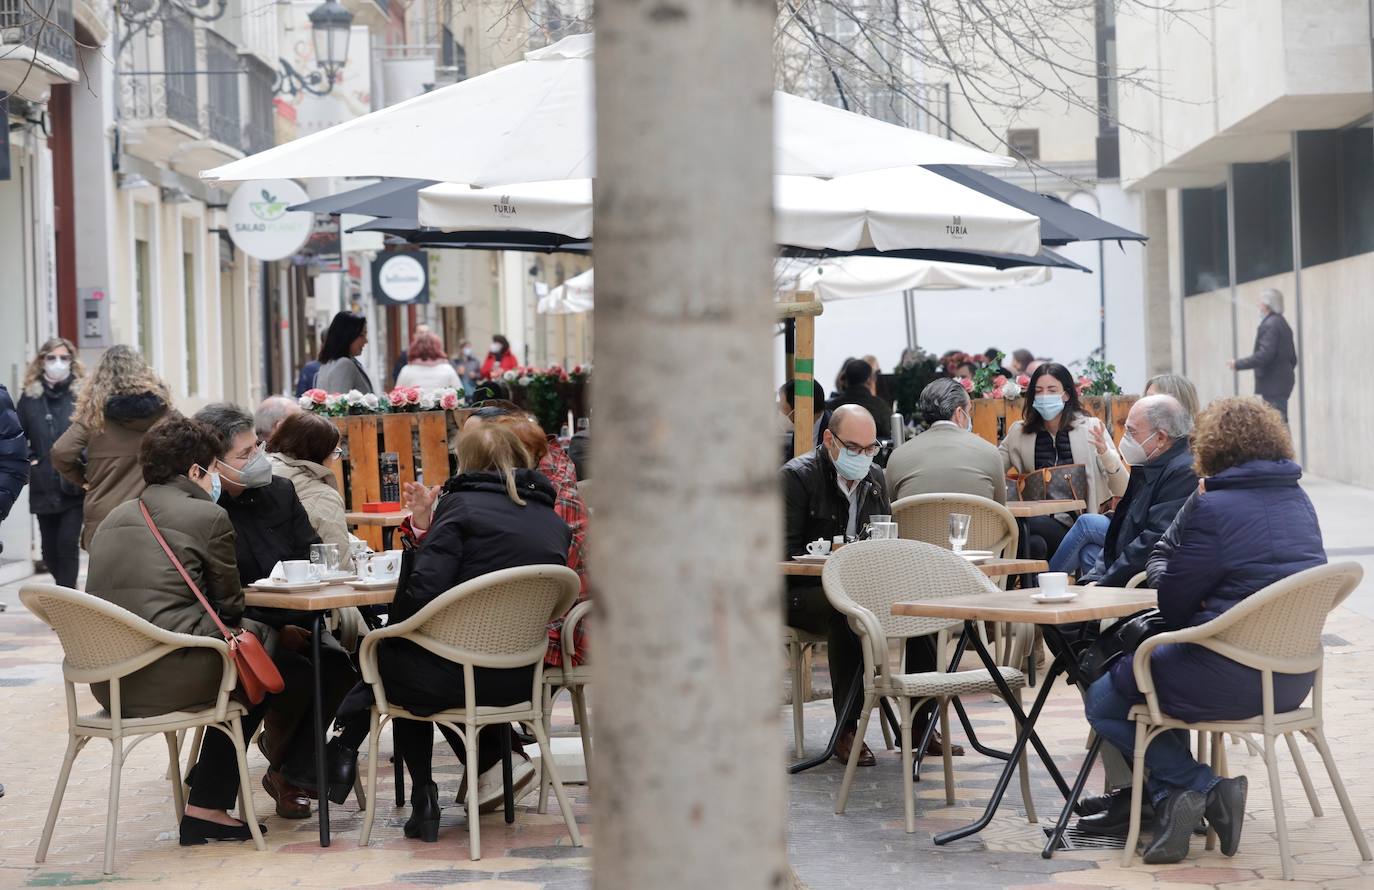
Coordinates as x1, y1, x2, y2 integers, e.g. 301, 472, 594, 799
490, 342, 503, 355
462, 346, 473, 357
1119, 430, 1162, 465
44, 356, 71, 383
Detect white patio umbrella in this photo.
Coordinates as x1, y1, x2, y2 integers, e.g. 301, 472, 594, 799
538, 268, 595, 315
201, 34, 1013, 186
773, 256, 1051, 300
416, 166, 1042, 257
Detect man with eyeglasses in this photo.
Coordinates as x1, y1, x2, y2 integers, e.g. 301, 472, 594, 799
781, 404, 892, 767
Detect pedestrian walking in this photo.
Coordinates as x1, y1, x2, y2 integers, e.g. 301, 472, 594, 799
50, 345, 170, 550
17, 338, 85, 588
395, 331, 462, 389
1228, 288, 1297, 422
453, 339, 481, 397
314, 312, 373, 394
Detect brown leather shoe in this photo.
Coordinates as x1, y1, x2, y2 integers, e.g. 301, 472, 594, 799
923, 730, 965, 757
834, 728, 876, 767
262, 769, 311, 819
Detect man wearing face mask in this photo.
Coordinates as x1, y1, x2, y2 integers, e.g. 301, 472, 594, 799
454, 339, 482, 398
193, 403, 357, 820
782, 404, 896, 767
886, 378, 1006, 504
1079, 395, 1197, 589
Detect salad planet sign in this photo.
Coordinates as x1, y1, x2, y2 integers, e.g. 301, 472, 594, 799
227, 179, 312, 260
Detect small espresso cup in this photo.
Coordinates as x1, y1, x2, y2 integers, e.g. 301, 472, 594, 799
805, 538, 832, 556
283, 560, 320, 584
363, 553, 401, 580
1037, 572, 1070, 596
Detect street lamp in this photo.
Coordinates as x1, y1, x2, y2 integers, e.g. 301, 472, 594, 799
274, 0, 353, 97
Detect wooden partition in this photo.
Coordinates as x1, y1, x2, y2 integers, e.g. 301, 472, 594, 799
970, 395, 1139, 448
329, 411, 458, 548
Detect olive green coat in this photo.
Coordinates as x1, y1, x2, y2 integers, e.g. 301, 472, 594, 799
85, 477, 274, 717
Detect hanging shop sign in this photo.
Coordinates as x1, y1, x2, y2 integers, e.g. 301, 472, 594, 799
296, 213, 342, 271
227, 178, 312, 260
373, 250, 429, 305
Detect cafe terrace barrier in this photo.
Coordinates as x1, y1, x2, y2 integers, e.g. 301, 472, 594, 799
969, 395, 1139, 447
327, 411, 457, 549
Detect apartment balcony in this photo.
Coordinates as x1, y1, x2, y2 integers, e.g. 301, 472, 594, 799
0, 0, 78, 100
341, 0, 388, 31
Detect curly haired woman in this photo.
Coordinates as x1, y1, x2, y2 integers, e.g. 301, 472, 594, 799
1085, 397, 1323, 864
51, 345, 171, 549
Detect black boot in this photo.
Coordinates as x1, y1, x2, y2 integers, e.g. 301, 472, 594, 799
281, 738, 359, 806
403, 781, 440, 843
1142, 789, 1206, 864
1077, 787, 1155, 835
1205, 776, 1248, 857
1077, 788, 1118, 817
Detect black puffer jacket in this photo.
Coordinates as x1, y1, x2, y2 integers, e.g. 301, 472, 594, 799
0, 384, 29, 521
220, 476, 322, 587
17, 378, 83, 515
781, 446, 890, 591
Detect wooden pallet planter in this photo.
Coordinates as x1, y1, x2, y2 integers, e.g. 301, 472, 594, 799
970, 395, 1139, 447
328, 411, 457, 548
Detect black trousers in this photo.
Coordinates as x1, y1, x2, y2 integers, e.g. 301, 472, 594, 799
1262, 394, 1290, 424
263, 632, 356, 778
786, 585, 939, 732
1023, 514, 1071, 562
186, 702, 267, 810
36, 505, 82, 589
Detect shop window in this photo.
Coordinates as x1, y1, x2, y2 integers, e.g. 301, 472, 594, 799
1298, 125, 1374, 268
1181, 184, 1229, 296
1233, 158, 1292, 284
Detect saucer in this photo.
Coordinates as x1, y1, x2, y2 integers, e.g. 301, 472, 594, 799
347, 578, 398, 590
1031, 591, 1078, 604
792, 554, 831, 563
957, 550, 995, 564
318, 570, 357, 582
251, 578, 328, 593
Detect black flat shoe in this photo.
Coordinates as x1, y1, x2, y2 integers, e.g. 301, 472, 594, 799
1077, 789, 1119, 817
1077, 788, 1154, 835
1205, 775, 1248, 857
403, 781, 440, 843
178, 816, 263, 846
1142, 790, 1206, 864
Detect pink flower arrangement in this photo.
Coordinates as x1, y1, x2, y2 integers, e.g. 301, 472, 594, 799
958, 377, 974, 393
306, 388, 328, 405
387, 390, 407, 408
403, 386, 421, 406
1016, 374, 1030, 388
439, 391, 460, 410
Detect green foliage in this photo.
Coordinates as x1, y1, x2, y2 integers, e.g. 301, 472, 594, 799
1081, 355, 1123, 396
893, 349, 941, 421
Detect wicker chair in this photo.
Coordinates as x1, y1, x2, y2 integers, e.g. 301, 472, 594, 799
356, 564, 581, 859
19, 583, 265, 874
537, 598, 593, 813
822, 540, 1037, 833
1121, 562, 1372, 878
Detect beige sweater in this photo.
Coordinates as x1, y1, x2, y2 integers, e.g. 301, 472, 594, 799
998, 413, 1129, 513
269, 453, 351, 551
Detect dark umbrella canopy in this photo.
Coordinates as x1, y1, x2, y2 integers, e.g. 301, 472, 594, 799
924, 165, 1146, 245
288, 178, 435, 217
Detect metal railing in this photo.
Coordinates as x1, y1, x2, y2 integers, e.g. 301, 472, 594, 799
203, 29, 240, 147
242, 56, 274, 154
0, 0, 76, 70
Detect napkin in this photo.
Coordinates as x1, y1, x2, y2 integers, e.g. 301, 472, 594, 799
269, 561, 287, 582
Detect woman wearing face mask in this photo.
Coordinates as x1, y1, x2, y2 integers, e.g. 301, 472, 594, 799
479, 334, 520, 380
17, 338, 86, 587
83, 415, 275, 844
999, 362, 1128, 560
51, 344, 171, 551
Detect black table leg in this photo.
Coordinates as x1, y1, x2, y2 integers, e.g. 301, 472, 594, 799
933, 621, 1071, 846
394, 748, 405, 806
1043, 732, 1103, 858
381, 527, 395, 551
311, 612, 330, 847
789, 665, 864, 774
501, 725, 516, 824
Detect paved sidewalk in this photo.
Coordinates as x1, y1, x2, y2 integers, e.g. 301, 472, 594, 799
1, 475, 1372, 889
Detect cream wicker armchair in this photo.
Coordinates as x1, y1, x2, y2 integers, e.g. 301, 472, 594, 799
1121, 562, 1372, 879
356, 564, 581, 860
537, 598, 593, 813
19, 583, 265, 875
822, 540, 1037, 833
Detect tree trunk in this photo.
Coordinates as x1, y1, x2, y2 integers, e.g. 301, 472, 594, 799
591, 0, 785, 887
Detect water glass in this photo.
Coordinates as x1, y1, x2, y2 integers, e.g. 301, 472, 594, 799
871, 521, 898, 540
949, 513, 972, 553
310, 542, 343, 575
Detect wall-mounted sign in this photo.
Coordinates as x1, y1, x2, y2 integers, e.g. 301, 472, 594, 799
296, 213, 342, 271
373, 251, 429, 305
227, 178, 312, 260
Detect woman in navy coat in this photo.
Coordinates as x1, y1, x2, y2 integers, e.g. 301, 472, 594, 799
1086, 397, 1324, 864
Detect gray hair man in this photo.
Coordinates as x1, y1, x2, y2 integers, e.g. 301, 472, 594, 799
1227, 287, 1298, 422
255, 395, 302, 442
884, 378, 1006, 504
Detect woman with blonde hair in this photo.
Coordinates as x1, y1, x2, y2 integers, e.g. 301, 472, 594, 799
1144, 373, 1201, 421
323, 423, 571, 835
51, 345, 170, 549
17, 337, 86, 586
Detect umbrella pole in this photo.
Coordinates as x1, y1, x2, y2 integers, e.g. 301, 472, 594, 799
789, 291, 819, 459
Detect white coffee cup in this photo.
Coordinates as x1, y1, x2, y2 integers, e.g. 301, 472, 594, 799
806, 538, 832, 556
363, 552, 401, 580
1038, 572, 1070, 596
283, 560, 320, 584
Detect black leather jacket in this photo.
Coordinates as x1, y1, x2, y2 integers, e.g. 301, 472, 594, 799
781, 446, 890, 588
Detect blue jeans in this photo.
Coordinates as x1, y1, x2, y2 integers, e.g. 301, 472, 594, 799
1085, 674, 1220, 803
1048, 513, 1109, 576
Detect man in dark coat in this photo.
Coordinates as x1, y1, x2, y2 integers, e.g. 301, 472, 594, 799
781, 404, 951, 766
0, 384, 29, 530
1230, 288, 1297, 422
824, 358, 892, 440
1081, 395, 1198, 588
194, 403, 355, 820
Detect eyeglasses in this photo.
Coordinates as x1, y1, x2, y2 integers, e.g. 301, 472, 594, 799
331, 447, 344, 459
835, 436, 881, 458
